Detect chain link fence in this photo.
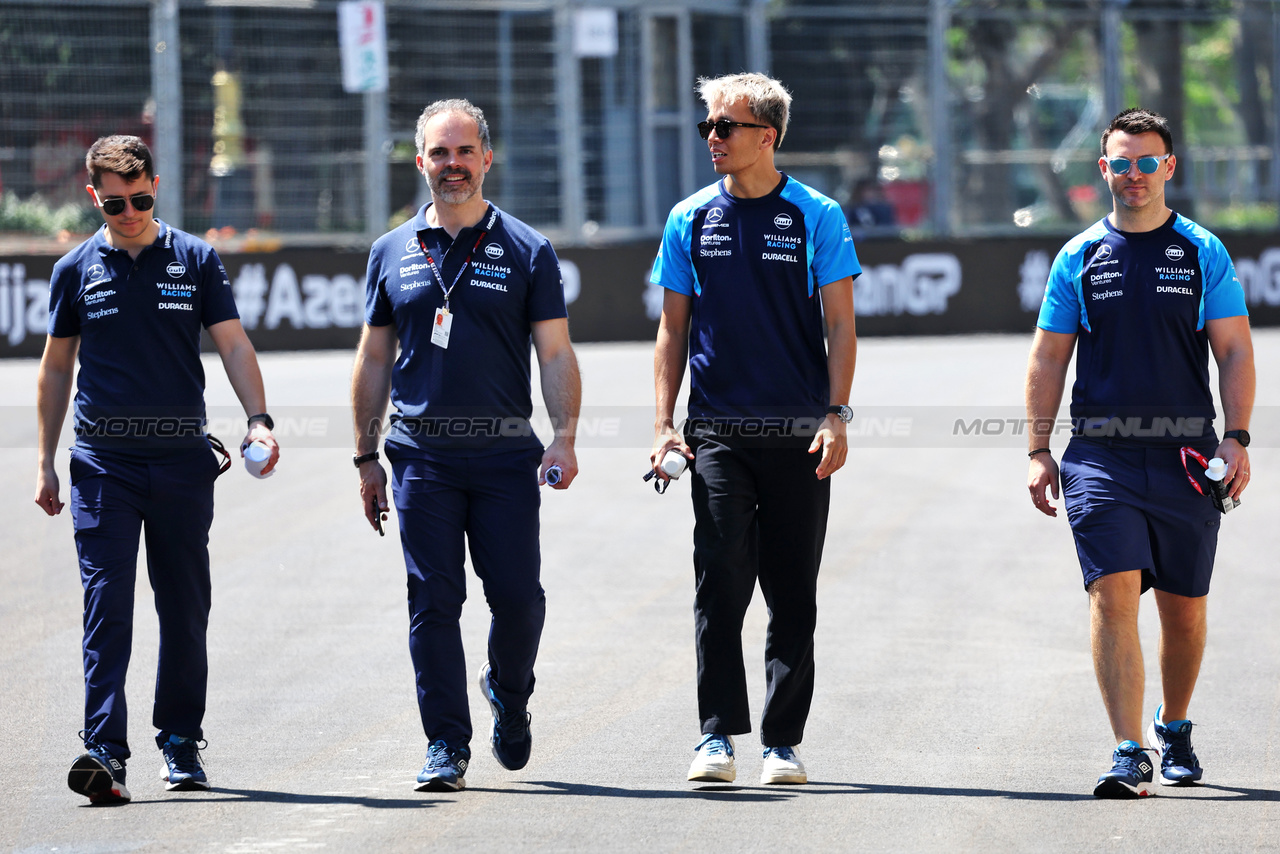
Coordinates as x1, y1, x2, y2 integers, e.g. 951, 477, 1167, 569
1, 0, 1276, 246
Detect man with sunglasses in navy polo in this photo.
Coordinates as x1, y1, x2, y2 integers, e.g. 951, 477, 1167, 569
352, 99, 580, 792
650, 72, 859, 786
37, 134, 279, 804
1025, 108, 1254, 798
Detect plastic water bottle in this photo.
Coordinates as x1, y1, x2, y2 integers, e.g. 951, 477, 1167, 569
1205, 457, 1239, 514
660, 449, 688, 479
244, 441, 274, 479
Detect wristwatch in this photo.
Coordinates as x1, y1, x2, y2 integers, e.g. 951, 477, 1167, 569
353, 451, 380, 467
247, 412, 274, 430
1223, 429, 1250, 447
825, 405, 854, 423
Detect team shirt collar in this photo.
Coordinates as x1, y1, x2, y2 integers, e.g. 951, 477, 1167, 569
92, 219, 172, 257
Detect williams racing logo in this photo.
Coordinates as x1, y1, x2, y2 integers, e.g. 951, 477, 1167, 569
762, 231, 800, 263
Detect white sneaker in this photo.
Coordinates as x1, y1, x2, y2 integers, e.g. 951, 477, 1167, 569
760, 746, 807, 784
687, 734, 736, 783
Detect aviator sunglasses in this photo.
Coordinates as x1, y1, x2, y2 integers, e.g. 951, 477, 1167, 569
1106, 153, 1171, 175
697, 119, 770, 140
93, 188, 156, 216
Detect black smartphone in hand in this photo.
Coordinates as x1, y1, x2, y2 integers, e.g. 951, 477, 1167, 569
370, 495, 385, 536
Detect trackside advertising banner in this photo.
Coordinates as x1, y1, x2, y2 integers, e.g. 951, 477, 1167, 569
3, 234, 1280, 357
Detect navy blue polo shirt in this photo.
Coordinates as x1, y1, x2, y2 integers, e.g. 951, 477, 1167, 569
364, 203, 567, 452
650, 174, 860, 421
47, 221, 240, 455
1038, 212, 1248, 445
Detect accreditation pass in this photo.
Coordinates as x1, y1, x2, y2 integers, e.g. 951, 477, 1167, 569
432, 307, 453, 349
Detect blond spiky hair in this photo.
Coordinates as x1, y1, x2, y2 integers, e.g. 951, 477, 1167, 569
696, 73, 792, 151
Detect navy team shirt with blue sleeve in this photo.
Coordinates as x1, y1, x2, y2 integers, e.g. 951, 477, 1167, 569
1037, 212, 1247, 445
364, 203, 567, 452
650, 174, 860, 421
47, 221, 240, 456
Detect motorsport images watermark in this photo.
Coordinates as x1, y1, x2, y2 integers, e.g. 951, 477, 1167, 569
0, 407, 1273, 449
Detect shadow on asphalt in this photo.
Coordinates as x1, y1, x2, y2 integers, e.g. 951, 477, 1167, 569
517, 781, 796, 802
199, 788, 438, 808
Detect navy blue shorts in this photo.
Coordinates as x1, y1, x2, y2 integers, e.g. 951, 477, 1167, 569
1060, 438, 1221, 598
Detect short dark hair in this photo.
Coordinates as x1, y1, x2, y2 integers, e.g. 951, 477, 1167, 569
85, 135, 154, 188
415, 99, 492, 157
1101, 108, 1173, 157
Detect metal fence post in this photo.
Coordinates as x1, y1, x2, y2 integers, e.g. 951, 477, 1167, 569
1273, 0, 1280, 211
747, 0, 770, 75
151, 0, 182, 229
364, 88, 388, 240
1101, 0, 1126, 119
928, 0, 952, 236
555, 1, 585, 243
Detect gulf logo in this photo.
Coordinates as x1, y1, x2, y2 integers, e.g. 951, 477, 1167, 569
484, 243, 505, 260
774, 213, 793, 229
167, 262, 187, 278
1165, 245, 1185, 261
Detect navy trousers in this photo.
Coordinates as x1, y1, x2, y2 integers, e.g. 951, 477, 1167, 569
389, 444, 546, 748
687, 431, 830, 748
69, 445, 220, 761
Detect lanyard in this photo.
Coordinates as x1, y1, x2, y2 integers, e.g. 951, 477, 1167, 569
419, 229, 487, 311
1180, 446, 1210, 496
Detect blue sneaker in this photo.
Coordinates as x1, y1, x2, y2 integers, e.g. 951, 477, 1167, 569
478, 664, 532, 771
158, 733, 210, 791
68, 733, 131, 804
416, 740, 469, 792
687, 733, 735, 783
1146, 705, 1203, 786
1093, 740, 1157, 799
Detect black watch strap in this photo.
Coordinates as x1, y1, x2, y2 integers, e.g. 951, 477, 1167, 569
248, 412, 274, 430
353, 451, 380, 467
1223, 429, 1250, 447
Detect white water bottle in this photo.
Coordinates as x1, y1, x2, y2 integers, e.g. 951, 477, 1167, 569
660, 449, 688, 479
244, 441, 274, 479
1205, 457, 1238, 514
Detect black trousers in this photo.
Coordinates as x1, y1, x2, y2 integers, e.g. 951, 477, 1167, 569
687, 431, 831, 747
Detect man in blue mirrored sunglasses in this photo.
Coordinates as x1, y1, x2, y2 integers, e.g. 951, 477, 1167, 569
1025, 107, 1255, 800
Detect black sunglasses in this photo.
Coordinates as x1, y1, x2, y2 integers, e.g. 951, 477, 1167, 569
697, 119, 770, 140
94, 190, 155, 217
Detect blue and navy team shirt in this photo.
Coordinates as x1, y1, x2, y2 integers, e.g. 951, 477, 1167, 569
47, 220, 240, 455
1038, 212, 1248, 444
650, 174, 860, 421
364, 203, 567, 452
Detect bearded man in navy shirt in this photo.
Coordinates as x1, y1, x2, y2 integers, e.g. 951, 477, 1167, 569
36, 135, 280, 804
650, 73, 859, 786
351, 99, 581, 792
1025, 109, 1255, 798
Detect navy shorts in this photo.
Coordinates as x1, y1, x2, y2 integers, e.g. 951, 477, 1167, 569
1060, 438, 1222, 598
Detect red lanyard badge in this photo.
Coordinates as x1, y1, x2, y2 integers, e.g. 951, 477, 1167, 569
1180, 446, 1211, 495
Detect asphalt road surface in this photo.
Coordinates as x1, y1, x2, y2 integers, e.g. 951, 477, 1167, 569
3, 332, 1279, 853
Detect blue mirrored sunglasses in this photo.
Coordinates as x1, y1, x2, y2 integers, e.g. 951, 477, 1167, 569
1106, 153, 1170, 175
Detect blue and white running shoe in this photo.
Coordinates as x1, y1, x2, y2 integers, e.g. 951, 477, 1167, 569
68, 733, 131, 804
416, 740, 469, 792
159, 733, 210, 791
1093, 740, 1158, 799
478, 663, 532, 771
1147, 704, 1203, 786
